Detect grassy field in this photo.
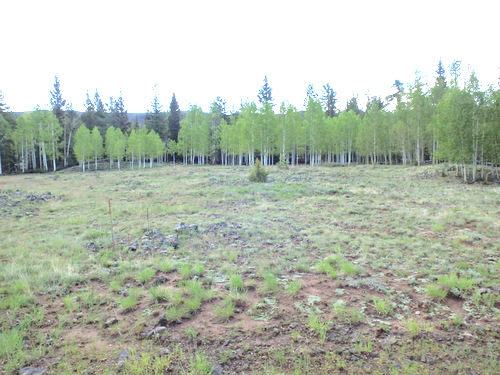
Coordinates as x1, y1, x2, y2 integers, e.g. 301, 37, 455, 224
0, 164, 499, 374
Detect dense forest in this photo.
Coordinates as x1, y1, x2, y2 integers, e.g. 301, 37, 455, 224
1, 60, 499, 181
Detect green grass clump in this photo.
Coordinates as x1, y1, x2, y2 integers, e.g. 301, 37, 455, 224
0, 329, 27, 373
229, 274, 245, 292
136, 268, 156, 284
214, 297, 236, 321
119, 288, 142, 311
189, 352, 212, 375
285, 279, 302, 297
159, 260, 176, 273
308, 313, 330, 343
150, 285, 173, 302
372, 296, 393, 316
123, 350, 173, 374
315, 261, 338, 278
190, 263, 205, 277
179, 264, 192, 279
164, 305, 188, 322
426, 284, 448, 301
340, 261, 361, 276
260, 272, 280, 294
437, 272, 476, 297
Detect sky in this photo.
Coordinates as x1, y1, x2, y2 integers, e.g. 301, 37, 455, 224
2, 0, 499, 114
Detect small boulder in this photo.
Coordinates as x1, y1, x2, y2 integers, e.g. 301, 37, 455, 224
19, 368, 48, 375
164, 234, 179, 249
211, 365, 223, 375
117, 349, 131, 367
85, 242, 98, 252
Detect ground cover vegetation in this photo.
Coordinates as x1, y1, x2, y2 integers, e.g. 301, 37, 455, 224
0, 164, 498, 374
0, 60, 499, 181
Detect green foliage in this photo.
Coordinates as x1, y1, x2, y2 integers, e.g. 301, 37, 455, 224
372, 296, 394, 316
229, 274, 245, 293
308, 313, 330, 342
189, 352, 212, 375
0, 329, 27, 372
123, 350, 173, 374
426, 284, 448, 301
260, 272, 279, 294
214, 297, 235, 321
285, 279, 302, 297
249, 158, 268, 182
437, 272, 476, 297
136, 268, 156, 284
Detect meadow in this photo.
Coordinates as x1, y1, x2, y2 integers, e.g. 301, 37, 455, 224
0, 164, 498, 374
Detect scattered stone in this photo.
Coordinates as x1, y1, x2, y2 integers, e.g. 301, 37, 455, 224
164, 234, 179, 249
128, 240, 139, 251
153, 275, 168, 284
327, 333, 337, 341
142, 326, 167, 338
160, 347, 172, 356
175, 223, 199, 234
211, 365, 223, 375
85, 242, 98, 252
117, 350, 130, 367
380, 336, 398, 347
19, 368, 48, 375
103, 318, 118, 328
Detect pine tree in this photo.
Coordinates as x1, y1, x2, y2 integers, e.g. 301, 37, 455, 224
0, 91, 16, 174
436, 59, 446, 88
168, 93, 181, 142
109, 93, 130, 134
257, 75, 274, 106
94, 90, 108, 135
322, 84, 338, 117
346, 96, 363, 116
50, 75, 66, 127
145, 88, 167, 141
81, 92, 96, 129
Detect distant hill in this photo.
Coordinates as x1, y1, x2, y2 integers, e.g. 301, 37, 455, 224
128, 113, 146, 125
13, 112, 185, 126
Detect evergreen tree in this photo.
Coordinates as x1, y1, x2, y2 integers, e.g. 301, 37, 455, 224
81, 92, 96, 129
50, 75, 66, 127
346, 96, 363, 116
108, 93, 131, 134
450, 60, 462, 87
145, 88, 167, 140
94, 90, 108, 135
0, 91, 16, 174
168, 93, 181, 142
257, 75, 274, 106
386, 80, 404, 106
321, 83, 338, 117
436, 59, 446, 88
304, 84, 318, 106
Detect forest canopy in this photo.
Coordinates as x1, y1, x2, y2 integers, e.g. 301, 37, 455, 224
0, 60, 499, 181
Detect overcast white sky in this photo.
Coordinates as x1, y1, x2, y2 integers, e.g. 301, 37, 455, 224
2, 0, 499, 113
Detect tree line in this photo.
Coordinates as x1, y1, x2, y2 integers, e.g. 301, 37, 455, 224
0, 61, 499, 180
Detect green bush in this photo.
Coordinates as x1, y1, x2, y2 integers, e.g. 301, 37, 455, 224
249, 158, 268, 182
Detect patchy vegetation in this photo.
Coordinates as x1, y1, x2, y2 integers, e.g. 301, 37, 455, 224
0, 165, 499, 374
